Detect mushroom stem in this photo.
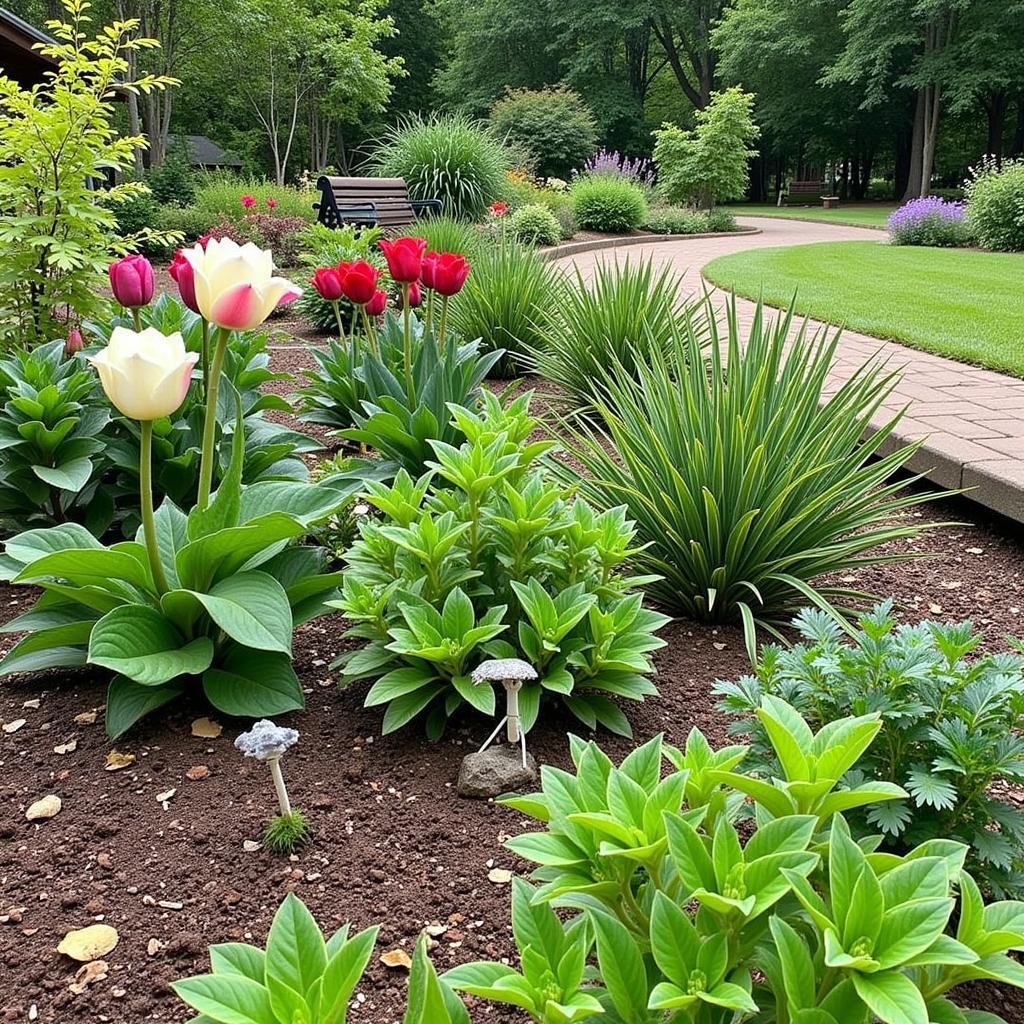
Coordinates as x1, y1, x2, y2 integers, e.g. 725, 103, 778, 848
505, 681, 521, 744
268, 757, 292, 817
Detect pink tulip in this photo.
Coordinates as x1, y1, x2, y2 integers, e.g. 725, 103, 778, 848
168, 250, 200, 314
65, 327, 84, 357
108, 254, 154, 308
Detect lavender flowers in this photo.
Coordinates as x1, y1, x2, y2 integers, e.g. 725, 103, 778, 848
888, 196, 969, 247
582, 149, 656, 186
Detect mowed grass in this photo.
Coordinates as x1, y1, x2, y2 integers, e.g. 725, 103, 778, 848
727, 203, 895, 229
702, 240, 1024, 376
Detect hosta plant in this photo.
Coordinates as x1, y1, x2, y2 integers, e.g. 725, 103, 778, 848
0, 340, 112, 534
557, 298, 947, 658
329, 392, 668, 738
494, 699, 1024, 1024
172, 892, 468, 1024
715, 601, 1024, 895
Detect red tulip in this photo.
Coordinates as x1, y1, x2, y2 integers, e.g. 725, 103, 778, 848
430, 253, 471, 297
108, 254, 154, 308
401, 281, 422, 309
366, 290, 388, 317
311, 266, 344, 302
65, 327, 84, 357
168, 250, 200, 314
488, 201, 509, 218
241, 194, 256, 209
379, 236, 426, 283
338, 260, 381, 305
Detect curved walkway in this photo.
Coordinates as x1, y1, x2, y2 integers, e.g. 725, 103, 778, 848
554, 217, 1024, 523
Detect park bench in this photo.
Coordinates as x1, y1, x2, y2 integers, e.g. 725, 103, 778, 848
314, 176, 442, 230
781, 180, 825, 205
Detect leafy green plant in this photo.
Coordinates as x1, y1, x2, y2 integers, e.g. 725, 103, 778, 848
556, 299, 945, 657
419, 216, 490, 263
510, 204, 563, 247
716, 601, 1024, 895
653, 86, 760, 210
965, 156, 1024, 252
0, 340, 112, 534
190, 175, 317, 225
0, 417, 349, 738
443, 877, 603, 1022
329, 392, 668, 738
294, 336, 371, 431
0, 0, 179, 347
489, 86, 598, 180
448, 241, 563, 376
493, 700, 1024, 1024
569, 174, 647, 232
369, 112, 510, 219
643, 206, 740, 234
528, 257, 702, 410
172, 892, 468, 1024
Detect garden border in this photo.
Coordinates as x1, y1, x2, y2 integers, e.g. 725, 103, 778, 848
540, 226, 761, 261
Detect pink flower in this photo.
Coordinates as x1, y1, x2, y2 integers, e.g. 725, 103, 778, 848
168, 250, 200, 315
488, 201, 509, 218
108, 254, 155, 308
266, 197, 278, 209
241, 194, 256, 209
366, 290, 388, 316
65, 327, 84, 357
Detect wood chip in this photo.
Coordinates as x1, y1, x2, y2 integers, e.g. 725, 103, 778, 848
190, 717, 222, 738
380, 948, 412, 970
157, 900, 183, 910
68, 960, 108, 994
54, 739, 78, 755
74, 711, 97, 726
22, 699, 40, 710
155, 788, 176, 804
104, 750, 135, 771
57, 924, 119, 962
185, 765, 209, 780
146, 938, 164, 956
26, 795, 61, 821
3, 718, 26, 734
243, 840, 261, 853
487, 868, 513, 884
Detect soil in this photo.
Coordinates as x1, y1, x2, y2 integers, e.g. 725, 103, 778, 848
2, 338, 1024, 1023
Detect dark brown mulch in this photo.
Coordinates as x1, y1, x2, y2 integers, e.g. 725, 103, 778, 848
2, 344, 1024, 1022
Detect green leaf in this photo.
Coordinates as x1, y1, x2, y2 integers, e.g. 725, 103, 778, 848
851, 971, 928, 1024
5, 522, 102, 565
403, 933, 469, 1024
32, 456, 93, 492
321, 925, 379, 1024
875, 898, 954, 969
89, 606, 214, 686
210, 944, 266, 983
181, 572, 293, 654
105, 676, 185, 739
170, 974, 275, 1024
650, 891, 699, 987
589, 909, 648, 1024
202, 647, 305, 718
265, 893, 327, 999
770, 916, 815, 1012
15, 546, 153, 591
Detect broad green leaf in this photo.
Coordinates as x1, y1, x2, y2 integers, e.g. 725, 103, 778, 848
266, 893, 327, 999
769, 916, 815, 1012
16, 546, 153, 591
589, 909, 648, 1024
182, 572, 293, 654
210, 943, 266, 983
105, 676, 185, 739
202, 648, 304, 718
33, 456, 93, 492
650, 891, 699, 987
851, 970, 928, 1024
170, 974, 275, 1024
321, 925, 379, 1024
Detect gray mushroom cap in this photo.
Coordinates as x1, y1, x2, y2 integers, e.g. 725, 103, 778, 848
471, 658, 538, 685
234, 719, 299, 761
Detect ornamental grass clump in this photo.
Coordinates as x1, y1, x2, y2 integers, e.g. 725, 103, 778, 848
557, 299, 946, 657
887, 196, 970, 247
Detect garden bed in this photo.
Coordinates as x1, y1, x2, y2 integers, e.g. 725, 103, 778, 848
4, 346, 1024, 1023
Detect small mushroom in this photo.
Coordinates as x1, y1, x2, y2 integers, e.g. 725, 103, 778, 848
235, 719, 299, 818
472, 658, 538, 767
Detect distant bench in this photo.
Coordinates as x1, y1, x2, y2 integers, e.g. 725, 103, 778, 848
781, 180, 825, 205
314, 176, 442, 230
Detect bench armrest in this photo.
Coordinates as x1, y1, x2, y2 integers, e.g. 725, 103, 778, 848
411, 198, 443, 217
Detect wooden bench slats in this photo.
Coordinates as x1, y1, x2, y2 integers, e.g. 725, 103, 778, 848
314, 175, 442, 230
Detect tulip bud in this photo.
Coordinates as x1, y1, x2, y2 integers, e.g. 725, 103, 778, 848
109, 254, 155, 309
89, 326, 198, 421
311, 266, 344, 302
65, 327, 84, 357
379, 236, 427, 284
366, 290, 388, 317
338, 260, 381, 306
401, 282, 423, 309
168, 250, 200, 315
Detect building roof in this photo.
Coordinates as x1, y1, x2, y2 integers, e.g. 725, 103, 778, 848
0, 7, 57, 86
169, 134, 243, 168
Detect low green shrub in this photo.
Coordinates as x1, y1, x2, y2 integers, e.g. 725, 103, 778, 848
557, 299, 943, 657
965, 157, 1024, 251
569, 173, 647, 231
509, 202, 562, 246
146, 143, 196, 207
489, 86, 598, 179
369, 113, 510, 220
330, 391, 668, 739
173, 893, 467, 1024
528, 257, 701, 409
493, 700, 1024, 1024
715, 600, 1024, 896
644, 205, 740, 234
447, 241, 563, 376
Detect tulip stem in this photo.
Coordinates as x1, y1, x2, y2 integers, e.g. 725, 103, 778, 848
438, 296, 449, 355
197, 327, 230, 511
131, 307, 142, 332
360, 306, 378, 357
426, 289, 435, 334
331, 300, 347, 344
200, 318, 210, 402
401, 283, 414, 403
140, 420, 169, 596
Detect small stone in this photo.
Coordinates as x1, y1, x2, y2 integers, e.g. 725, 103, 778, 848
74, 711, 97, 726
457, 746, 538, 799
147, 938, 164, 956
368, 868, 386, 883
22, 700, 40, 710
2, 719, 26, 734
54, 739, 77, 755
243, 840, 261, 853
488, 868, 513, 884
186, 766, 209, 780
26, 795, 62, 821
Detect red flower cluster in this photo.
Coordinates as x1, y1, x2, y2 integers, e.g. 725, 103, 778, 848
240, 194, 256, 209
310, 260, 386, 315
377, 236, 471, 297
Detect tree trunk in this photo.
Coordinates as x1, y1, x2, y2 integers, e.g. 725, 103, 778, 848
902, 89, 926, 201
1012, 94, 1024, 157
984, 90, 1008, 162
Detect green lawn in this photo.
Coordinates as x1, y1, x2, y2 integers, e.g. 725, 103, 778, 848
702, 240, 1024, 376
726, 203, 896, 229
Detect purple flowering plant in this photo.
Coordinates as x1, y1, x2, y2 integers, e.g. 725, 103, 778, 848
582, 149, 656, 186
888, 195, 969, 247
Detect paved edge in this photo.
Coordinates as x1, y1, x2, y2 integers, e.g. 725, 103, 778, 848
541, 227, 760, 262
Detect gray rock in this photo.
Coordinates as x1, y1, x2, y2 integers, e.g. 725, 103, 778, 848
457, 746, 538, 799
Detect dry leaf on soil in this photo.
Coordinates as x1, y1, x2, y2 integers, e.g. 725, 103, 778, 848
54, 739, 77, 755
380, 948, 412, 970
487, 868, 513, 884
68, 960, 109, 994
191, 717, 222, 739
186, 765, 209, 780
104, 750, 135, 771
57, 924, 119, 962
73, 710, 97, 726
25, 795, 61, 821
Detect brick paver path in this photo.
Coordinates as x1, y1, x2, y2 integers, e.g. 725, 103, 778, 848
554, 216, 1024, 523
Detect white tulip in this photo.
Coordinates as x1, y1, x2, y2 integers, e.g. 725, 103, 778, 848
182, 237, 301, 330
89, 326, 199, 421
